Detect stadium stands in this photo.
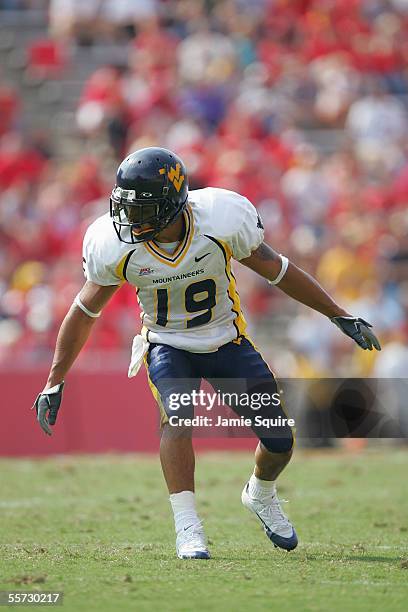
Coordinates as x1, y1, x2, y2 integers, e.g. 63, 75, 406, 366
0, 0, 407, 378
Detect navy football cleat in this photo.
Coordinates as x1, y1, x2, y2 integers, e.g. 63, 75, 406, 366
241, 483, 298, 551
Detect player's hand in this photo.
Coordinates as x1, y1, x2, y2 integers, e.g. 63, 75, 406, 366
331, 316, 381, 351
32, 382, 65, 435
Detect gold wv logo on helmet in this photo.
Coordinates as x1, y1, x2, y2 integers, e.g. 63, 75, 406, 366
159, 163, 185, 193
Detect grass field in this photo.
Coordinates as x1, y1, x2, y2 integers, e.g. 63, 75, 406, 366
0, 449, 407, 612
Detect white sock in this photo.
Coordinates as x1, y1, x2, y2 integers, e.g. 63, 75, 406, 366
248, 474, 276, 501
169, 491, 200, 534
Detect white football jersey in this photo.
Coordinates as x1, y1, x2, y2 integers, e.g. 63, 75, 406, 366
83, 187, 264, 352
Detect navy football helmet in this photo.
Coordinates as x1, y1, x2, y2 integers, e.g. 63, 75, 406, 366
110, 147, 189, 243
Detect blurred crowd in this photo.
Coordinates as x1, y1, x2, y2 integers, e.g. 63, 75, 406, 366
1, 0, 408, 378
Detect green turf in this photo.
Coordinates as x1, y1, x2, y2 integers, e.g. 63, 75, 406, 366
0, 449, 407, 611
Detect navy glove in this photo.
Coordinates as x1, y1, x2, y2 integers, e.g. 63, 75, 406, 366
33, 382, 64, 435
331, 317, 381, 351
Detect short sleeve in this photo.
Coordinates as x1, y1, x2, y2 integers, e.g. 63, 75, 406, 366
227, 196, 264, 260
82, 223, 121, 286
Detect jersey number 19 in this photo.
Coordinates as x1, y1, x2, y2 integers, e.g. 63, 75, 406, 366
155, 279, 216, 328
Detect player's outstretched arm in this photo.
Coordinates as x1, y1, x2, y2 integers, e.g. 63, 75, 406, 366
33, 281, 121, 435
240, 242, 381, 352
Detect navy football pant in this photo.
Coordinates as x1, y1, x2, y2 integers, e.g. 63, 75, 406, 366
146, 337, 294, 453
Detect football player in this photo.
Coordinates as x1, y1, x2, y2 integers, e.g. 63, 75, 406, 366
33, 147, 381, 559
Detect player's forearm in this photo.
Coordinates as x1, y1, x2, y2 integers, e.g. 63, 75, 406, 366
276, 262, 350, 318
241, 242, 350, 319
44, 282, 119, 388
45, 305, 97, 388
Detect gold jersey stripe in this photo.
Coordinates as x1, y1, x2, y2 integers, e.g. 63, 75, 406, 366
218, 239, 248, 339
204, 235, 247, 340
115, 249, 136, 282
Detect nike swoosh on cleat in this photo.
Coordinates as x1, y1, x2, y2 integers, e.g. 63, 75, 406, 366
254, 509, 297, 550
244, 486, 273, 533
183, 524, 194, 531
244, 484, 297, 550
195, 253, 211, 262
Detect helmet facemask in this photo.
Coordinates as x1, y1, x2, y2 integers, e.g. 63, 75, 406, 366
110, 150, 189, 244
110, 184, 187, 244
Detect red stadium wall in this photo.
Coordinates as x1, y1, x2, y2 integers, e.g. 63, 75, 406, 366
1, 369, 255, 456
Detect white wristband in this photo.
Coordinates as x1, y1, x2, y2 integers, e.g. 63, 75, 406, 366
41, 382, 64, 394
74, 294, 101, 318
268, 254, 289, 285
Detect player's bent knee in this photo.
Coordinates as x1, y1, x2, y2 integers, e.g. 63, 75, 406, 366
259, 431, 294, 454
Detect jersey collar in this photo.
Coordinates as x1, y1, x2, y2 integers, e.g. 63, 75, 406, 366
143, 204, 194, 267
